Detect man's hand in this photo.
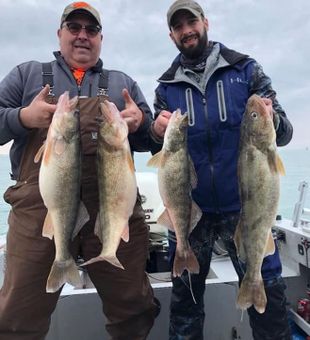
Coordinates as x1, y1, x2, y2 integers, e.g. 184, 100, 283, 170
19, 85, 57, 129
262, 97, 273, 117
152, 110, 172, 138
262, 97, 280, 130
120, 88, 143, 133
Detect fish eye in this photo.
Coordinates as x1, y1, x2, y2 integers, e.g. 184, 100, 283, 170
251, 111, 258, 119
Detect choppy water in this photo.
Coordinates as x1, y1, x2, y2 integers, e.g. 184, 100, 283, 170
0, 154, 12, 235
1, 149, 310, 235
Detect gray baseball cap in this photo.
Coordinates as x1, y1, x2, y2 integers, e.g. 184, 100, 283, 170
167, 0, 205, 28
61, 2, 101, 27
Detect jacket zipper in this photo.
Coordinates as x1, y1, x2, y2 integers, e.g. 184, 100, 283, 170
203, 97, 221, 213
216, 80, 227, 122
185, 88, 195, 126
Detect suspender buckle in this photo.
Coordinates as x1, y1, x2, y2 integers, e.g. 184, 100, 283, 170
42, 85, 55, 97
41, 71, 53, 76
49, 86, 55, 97
97, 88, 108, 96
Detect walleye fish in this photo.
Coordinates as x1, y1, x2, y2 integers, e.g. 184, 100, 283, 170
35, 91, 88, 293
148, 110, 202, 277
234, 94, 285, 313
82, 100, 137, 269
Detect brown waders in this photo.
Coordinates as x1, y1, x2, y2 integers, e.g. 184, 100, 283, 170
0, 94, 157, 340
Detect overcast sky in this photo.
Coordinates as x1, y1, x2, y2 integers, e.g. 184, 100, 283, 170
0, 0, 309, 154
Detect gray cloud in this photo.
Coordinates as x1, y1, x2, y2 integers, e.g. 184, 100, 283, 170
0, 0, 309, 153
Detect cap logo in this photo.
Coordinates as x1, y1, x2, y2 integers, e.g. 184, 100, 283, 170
61, 2, 101, 27
73, 2, 91, 9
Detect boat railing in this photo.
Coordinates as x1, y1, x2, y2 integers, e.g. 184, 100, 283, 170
292, 181, 310, 232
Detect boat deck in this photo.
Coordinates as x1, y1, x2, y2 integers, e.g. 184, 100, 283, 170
0, 219, 309, 339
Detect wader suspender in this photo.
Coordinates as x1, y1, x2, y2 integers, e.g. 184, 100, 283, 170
41, 62, 109, 97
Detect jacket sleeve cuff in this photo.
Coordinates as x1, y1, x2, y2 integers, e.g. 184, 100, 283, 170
150, 122, 164, 144
10, 107, 31, 136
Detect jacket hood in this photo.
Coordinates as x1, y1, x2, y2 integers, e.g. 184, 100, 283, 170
158, 42, 249, 82
53, 51, 103, 73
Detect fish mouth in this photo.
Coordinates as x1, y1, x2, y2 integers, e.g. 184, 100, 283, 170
170, 109, 188, 129
100, 101, 118, 124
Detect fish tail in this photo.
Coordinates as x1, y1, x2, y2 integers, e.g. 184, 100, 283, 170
46, 258, 82, 293
81, 255, 125, 270
237, 274, 267, 314
173, 247, 200, 277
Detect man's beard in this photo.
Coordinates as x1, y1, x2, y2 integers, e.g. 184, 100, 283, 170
176, 29, 208, 59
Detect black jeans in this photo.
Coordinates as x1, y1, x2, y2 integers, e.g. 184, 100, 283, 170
168, 212, 291, 340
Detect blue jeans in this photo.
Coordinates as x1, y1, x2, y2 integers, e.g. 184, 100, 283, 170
168, 212, 291, 340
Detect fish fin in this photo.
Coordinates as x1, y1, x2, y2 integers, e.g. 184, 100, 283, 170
157, 209, 174, 231
126, 150, 135, 174
237, 273, 267, 314
69, 95, 78, 111
264, 231, 275, 257
94, 214, 102, 243
173, 247, 200, 277
121, 224, 130, 242
267, 150, 285, 176
234, 221, 246, 262
267, 150, 277, 174
276, 154, 286, 176
81, 255, 125, 270
71, 201, 90, 240
189, 157, 198, 189
189, 200, 202, 232
34, 142, 46, 163
42, 212, 54, 240
147, 151, 163, 168
54, 137, 66, 155
41, 134, 55, 166
46, 258, 82, 293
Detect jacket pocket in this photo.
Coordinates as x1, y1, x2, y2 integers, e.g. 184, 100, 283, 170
216, 80, 227, 122
185, 88, 195, 126
3, 181, 25, 205
3, 179, 42, 210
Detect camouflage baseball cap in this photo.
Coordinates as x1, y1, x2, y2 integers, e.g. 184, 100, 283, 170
167, 0, 205, 28
61, 2, 101, 27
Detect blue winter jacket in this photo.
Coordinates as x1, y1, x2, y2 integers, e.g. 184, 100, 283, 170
154, 42, 293, 214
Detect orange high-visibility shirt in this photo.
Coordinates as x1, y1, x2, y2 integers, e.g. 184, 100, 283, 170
71, 68, 86, 86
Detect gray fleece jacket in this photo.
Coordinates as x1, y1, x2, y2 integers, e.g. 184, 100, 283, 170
0, 51, 156, 180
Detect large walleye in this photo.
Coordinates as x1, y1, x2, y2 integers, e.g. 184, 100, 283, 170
148, 110, 201, 277
82, 100, 137, 269
35, 91, 88, 293
234, 94, 285, 313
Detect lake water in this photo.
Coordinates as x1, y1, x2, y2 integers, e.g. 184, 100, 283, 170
1, 149, 310, 235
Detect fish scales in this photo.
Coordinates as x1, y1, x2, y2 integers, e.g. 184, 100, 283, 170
36, 91, 86, 293
235, 94, 285, 313
159, 148, 192, 249
82, 100, 137, 269
148, 109, 202, 277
